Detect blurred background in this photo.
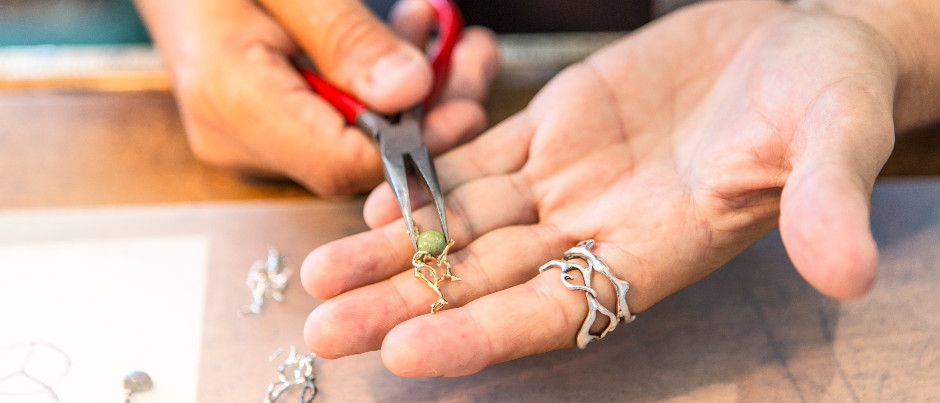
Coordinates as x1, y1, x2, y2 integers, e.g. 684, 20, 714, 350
0, 0, 149, 46
0, 0, 648, 46
0, 0, 935, 201
0, 0, 647, 91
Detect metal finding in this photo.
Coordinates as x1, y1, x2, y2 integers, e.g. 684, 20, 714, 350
539, 240, 635, 349
264, 346, 317, 403
241, 248, 291, 316
412, 239, 459, 313
123, 371, 153, 403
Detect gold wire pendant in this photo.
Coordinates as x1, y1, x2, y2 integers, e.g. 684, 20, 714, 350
412, 239, 460, 313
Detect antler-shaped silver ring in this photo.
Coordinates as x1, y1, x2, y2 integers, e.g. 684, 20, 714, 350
539, 240, 635, 349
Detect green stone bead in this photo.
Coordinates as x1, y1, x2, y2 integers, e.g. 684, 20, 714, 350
417, 229, 447, 255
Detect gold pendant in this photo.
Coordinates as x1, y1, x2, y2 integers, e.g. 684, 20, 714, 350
412, 240, 460, 313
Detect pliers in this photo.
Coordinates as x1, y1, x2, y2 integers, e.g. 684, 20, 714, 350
297, 0, 462, 251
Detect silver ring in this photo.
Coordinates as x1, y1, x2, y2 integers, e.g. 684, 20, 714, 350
539, 240, 635, 349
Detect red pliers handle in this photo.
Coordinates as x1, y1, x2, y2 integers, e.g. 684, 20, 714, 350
296, 0, 463, 250
297, 0, 463, 123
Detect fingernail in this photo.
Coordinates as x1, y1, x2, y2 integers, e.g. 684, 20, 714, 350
356, 50, 427, 100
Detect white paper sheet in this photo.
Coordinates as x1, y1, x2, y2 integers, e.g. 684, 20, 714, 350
0, 235, 209, 402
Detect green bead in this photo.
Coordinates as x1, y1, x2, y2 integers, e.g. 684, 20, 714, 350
417, 229, 447, 255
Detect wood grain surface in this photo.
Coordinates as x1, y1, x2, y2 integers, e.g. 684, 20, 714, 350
0, 91, 311, 209
1, 89, 938, 210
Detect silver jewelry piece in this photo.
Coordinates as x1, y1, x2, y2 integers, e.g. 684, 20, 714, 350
539, 240, 635, 349
264, 346, 317, 403
241, 248, 291, 316
123, 371, 153, 403
0, 341, 70, 403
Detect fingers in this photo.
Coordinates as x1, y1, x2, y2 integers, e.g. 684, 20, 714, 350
379, 241, 646, 377
302, 172, 538, 300
147, 0, 495, 195
258, 0, 432, 113
304, 224, 568, 359
380, 274, 571, 376
363, 115, 535, 228
302, 171, 542, 358
780, 165, 880, 300
779, 87, 894, 300
137, 0, 298, 175
421, 99, 487, 156
389, 0, 435, 46
390, 0, 499, 104
437, 27, 500, 104
209, 47, 388, 195
139, 0, 388, 194
184, 47, 489, 196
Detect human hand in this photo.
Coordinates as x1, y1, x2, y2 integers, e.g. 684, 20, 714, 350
301, 1, 901, 375
133, 0, 498, 195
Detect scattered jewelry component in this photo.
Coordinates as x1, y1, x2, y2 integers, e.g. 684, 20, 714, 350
264, 346, 317, 403
123, 371, 153, 403
241, 248, 292, 316
412, 230, 459, 314
539, 240, 635, 349
0, 341, 70, 403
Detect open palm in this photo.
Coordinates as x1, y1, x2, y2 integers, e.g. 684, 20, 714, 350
302, 1, 898, 377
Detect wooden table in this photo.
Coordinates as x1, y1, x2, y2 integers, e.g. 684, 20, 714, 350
1, 88, 938, 401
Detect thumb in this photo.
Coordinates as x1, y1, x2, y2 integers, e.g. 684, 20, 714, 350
259, 0, 432, 113
778, 90, 894, 300
780, 162, 880, 300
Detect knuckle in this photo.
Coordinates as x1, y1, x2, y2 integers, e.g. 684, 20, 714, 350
178, 112, 246, 170
525, 273, 576, 341
303, 167, 356, 197
185, 133, 233, 167
311, 176, 346, 197
302, 147, 383, 197
527, 272, 566, 309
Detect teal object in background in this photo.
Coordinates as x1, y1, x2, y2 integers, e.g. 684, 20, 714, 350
0, 0, 150, 46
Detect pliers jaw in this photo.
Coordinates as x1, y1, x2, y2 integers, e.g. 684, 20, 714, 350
356, 109, 450, 251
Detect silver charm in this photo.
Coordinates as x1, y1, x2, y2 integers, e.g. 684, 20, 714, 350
0, 341, 70, 403
123, 371, 153, 403
264, 346, 317, 403
241, 248, 291, 315
539, 240, 635, 349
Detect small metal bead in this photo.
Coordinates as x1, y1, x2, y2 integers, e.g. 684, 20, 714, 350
123, 371, 153, 394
